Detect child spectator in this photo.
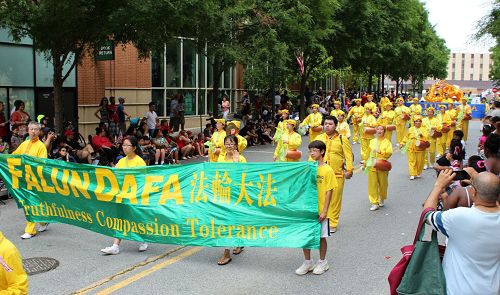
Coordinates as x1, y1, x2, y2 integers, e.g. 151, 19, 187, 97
9, 126, 22, 153
160, 119, 172, 137
0, 137, 9, 154
152, 129, 167, 165
449, 130, 465, 169
176, 130, 195, 160
295, 140, 338, 276
478, 124, 493, 158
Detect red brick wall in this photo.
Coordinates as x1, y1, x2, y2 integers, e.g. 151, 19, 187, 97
77, 45, 151, 104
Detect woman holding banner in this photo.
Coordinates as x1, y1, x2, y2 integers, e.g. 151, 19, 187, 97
273, 119, 302, 162
101, 136, 149, 255
218, 135, 246, 265
366, 125, 393, 211
208, 119, 226, 162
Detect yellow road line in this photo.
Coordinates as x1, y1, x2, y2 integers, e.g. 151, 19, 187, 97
96, 247, 203, 294
72, 246, 186, 295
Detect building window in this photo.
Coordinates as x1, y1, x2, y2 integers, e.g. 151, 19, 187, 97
151, 50, 164, 87
479, 74, 483, 81
0, 45, 34, 87
462, 53, 465, 59
471, 54, 474, 59
480, 53, 483, 59
165, 40, 181, 87
152, 89, 165, 117
452, 53, 456, 58
182, 39, 196, 88
480, 63, 483, 68
452, 63, 455, 68
470, 73, 474, 80
471, 63, 474, 68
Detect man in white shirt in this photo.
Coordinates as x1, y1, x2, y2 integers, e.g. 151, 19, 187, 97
145, 102, 158, 138
424, 170, 500, 295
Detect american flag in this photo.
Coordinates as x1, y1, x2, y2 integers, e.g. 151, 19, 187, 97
296, 52, 304, 76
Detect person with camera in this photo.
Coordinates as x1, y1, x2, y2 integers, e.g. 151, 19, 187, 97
424, 169, 500, 295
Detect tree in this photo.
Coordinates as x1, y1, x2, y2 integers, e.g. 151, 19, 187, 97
476, 0, 500, 85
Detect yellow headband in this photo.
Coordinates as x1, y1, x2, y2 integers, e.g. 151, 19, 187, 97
229, 120, 241, 129
412, 98, 418, 102
279, 109, 289, 115
286, 119, 297, 126
311, 104, 319, 109
334, 100, 341, 105
413, 115, 423, 122
215, 119, 226, 124
426, 107, 435, 113
396, 98, 404, 103
336, 110, 345, 116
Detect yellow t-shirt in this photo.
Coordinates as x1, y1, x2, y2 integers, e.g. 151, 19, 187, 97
316, 164, 338, 217
217, 155, 247, 163
116, 155, 147, 168
0, 232, 28, 294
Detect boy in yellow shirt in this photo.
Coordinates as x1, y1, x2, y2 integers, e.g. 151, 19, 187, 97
0, 231, 28, 294
295, 140, 337, 276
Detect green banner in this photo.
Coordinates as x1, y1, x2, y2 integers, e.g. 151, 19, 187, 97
0, 155, 320, 249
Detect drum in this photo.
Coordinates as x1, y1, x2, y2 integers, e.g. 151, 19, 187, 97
450, 121, 456, 127
286, 150, 302, 160
386, 125, 396, 131
415, 140, 430, 150
311, 126, 323, 132
464, 114, 472, 120
364, 127, 376, 135
441, 126, 451, 133
214, 148, 221, 156
373, 159, 392, 171
402, 114, 410, 120
431, 130, 442, 138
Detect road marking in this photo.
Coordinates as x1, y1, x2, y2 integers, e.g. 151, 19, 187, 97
96, 247, 203, 294
72, 246, 186, 295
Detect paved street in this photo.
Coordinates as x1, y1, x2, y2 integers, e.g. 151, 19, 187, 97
0, 121, 482, 295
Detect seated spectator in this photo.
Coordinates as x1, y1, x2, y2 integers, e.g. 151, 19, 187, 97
91, 127, 120, 165
165, 136, 180, 164
63, 129, 94, 164
195, 133, 207, 157
176, 130, 195, 160
257, 121, 273, 144
9, 126, 22, 153
152, 129, 168, 165
203, 123, 213, 140
139, 136, 155, 164
160, 119, 172, 137
0, 137, 9, 154
424, 170, 500, 295
55, 147, 76, 162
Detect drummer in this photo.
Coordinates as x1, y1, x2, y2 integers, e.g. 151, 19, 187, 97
273, 119, 302, 162
437, 104, 452, 157
346, 98, 364, 144
208, 119, 226, 162
377, 102, 396, 143
300, 104, 323, 142
360, 107, 377, 164
422, 107, 442, 169
394, 97, 410, 143
335, 111, 351, 139
399, 115, 430, 180
366, 125, 393, 211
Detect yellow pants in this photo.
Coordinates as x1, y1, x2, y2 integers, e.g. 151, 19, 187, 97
384, 131, 393, 143
368, 169, 389, 204
446, 127, 456, 147
425, 138, 437, 166
437, 133, 448, 156
25, 222, 46, 235
360, 137, 372, 161
408, 151, 425, 176
461, 120, 469, 141
329, 176, 345, 228
352, 124, 361, 143
395, 123, 407, 144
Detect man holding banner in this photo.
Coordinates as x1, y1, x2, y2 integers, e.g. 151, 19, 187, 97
13, 122, 49, 239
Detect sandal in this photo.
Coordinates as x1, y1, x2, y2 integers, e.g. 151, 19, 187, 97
217, 249, 232, 265
232, 247, 244, 255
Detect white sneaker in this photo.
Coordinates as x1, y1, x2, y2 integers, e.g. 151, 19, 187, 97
370, 204, 379, 211
181, 157, 187, 160
410, 176, 415, 180
313, 260, 330, 275
37, 223, 48, 232
330, 227, 337, 233
379, 199, 384, 207
295, 260, 315, 275
21, 233, 34, 239
423, 165, 428, 170
417, 174, 421, 178
101, 245, 120, 255
138, 243, 148, 252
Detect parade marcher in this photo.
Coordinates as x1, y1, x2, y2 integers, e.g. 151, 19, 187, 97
422, 107, 442, 170
446, 103, 458, 147
316, 116, 353, 232
217, 135, 247, 265
208, 119, 226, 162
346, 98, 365, 144
228, 120, 247, 154
360, 107, 377, 164
329, 100, 342, 118
295, 140, 337, 275
394, 97, 410, 143
364, 95, 377, 115
457, 97, 472, 141
273, 109, 290, 144
366, 125, 393, 211
377, 102, 395, 143
379, 95, 390, 110
273, 119, 302, 162
399, 115, 429, 180
12, 122, 48, 239
437, 104, 452, 157
300, 104, 323, 142
0, 231, 28, 293
408, 98, 422, 126
335, 111, 351, 140
101, 136, 148, 255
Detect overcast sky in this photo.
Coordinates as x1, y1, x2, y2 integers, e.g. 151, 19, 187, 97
421, 0, 495, 53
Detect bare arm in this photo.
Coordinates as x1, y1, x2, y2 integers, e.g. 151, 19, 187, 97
423, 169, 455, 210
319, 190, 332, 222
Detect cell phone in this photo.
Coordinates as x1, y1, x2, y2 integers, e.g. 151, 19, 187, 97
453, 170, 470, 181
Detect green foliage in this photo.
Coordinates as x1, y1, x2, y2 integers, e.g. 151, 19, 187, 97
477, 0, 500, 85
